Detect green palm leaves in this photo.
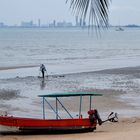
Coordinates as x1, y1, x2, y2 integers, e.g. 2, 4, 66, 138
66, 0, 111, 28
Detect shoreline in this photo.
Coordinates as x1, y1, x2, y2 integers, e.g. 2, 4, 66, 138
0, 64, 140, 118
0, 65, 39, 71
0, 64, 140, 79
0, 65, 140, 140
0, 64, 140, 73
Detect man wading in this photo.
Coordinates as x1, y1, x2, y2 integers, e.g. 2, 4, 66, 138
40, 64, 46, 78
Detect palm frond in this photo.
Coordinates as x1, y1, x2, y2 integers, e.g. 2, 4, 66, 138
66, 0, 111, 28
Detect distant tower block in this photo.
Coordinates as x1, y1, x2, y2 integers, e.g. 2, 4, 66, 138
80, 18, 82, 27
53, 20, 56, 27
38, 19, 41, 27
76, 16, 78, 26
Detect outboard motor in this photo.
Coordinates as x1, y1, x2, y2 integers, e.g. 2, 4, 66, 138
88, 110, 118, 126
88, 109, 102, 125
102, 112, 118, 123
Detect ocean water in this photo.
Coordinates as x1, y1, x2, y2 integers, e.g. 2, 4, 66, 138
0, 27, 140, 118
0, 27, 140, 77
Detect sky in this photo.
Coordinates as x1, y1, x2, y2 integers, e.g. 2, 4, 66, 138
0, 0, 140, 26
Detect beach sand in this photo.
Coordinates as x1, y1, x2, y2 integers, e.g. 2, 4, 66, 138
0, 66, 140, 139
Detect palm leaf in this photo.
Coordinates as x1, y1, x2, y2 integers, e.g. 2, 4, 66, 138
66, 0, 111, 28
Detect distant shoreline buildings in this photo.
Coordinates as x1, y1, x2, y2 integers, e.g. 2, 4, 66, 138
0, 18, 87, 28
0, 19, 140, 28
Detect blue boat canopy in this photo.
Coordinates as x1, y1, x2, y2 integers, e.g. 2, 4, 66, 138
38, 92, 102, 98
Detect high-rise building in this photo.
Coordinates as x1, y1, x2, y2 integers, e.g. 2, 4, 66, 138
75, 16, 79, 26
83, 21, 86, 27
79, 18, 82, 27
38, 19, 41, 27
0, 22, 4, 27
53, 20, 56, 27
21, 21, 34, 27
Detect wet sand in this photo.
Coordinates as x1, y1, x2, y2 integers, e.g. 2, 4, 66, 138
0, 65, 140, 116
0, 66, 140, 139
0, 65, 38, 71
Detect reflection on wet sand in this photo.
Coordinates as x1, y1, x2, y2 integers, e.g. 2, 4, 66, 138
40, 78, 47, 90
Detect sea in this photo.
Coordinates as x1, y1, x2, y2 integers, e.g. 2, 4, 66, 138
0, 27, 140, 78
0, 27, 140, 118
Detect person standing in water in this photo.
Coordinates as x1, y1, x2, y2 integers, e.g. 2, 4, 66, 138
40, 64, 46, 78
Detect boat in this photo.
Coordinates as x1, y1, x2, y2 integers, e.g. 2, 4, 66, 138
0, 92, 118, 134
116, 27, 124, 31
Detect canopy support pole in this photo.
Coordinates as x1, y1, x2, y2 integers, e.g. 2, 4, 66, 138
43, 97, 45, 119
44, 98, 61, 119
79, 95, 82, 118
57, 98, 73, 119
89, 95, 92, 110
56, 97, 58, 119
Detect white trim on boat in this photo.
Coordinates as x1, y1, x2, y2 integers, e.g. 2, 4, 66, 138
0, 125, 19, 133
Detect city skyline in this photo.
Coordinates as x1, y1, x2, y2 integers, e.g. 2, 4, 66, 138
0, 18, 140, 28
0, 0, 140, 26
0, 18, 85, 27
0, 17, 140, 28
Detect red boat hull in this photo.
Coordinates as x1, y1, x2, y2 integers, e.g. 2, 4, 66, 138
0, 116, 97, 133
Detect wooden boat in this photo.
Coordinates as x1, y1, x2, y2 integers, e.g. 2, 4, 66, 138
0, 92, 117, 134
